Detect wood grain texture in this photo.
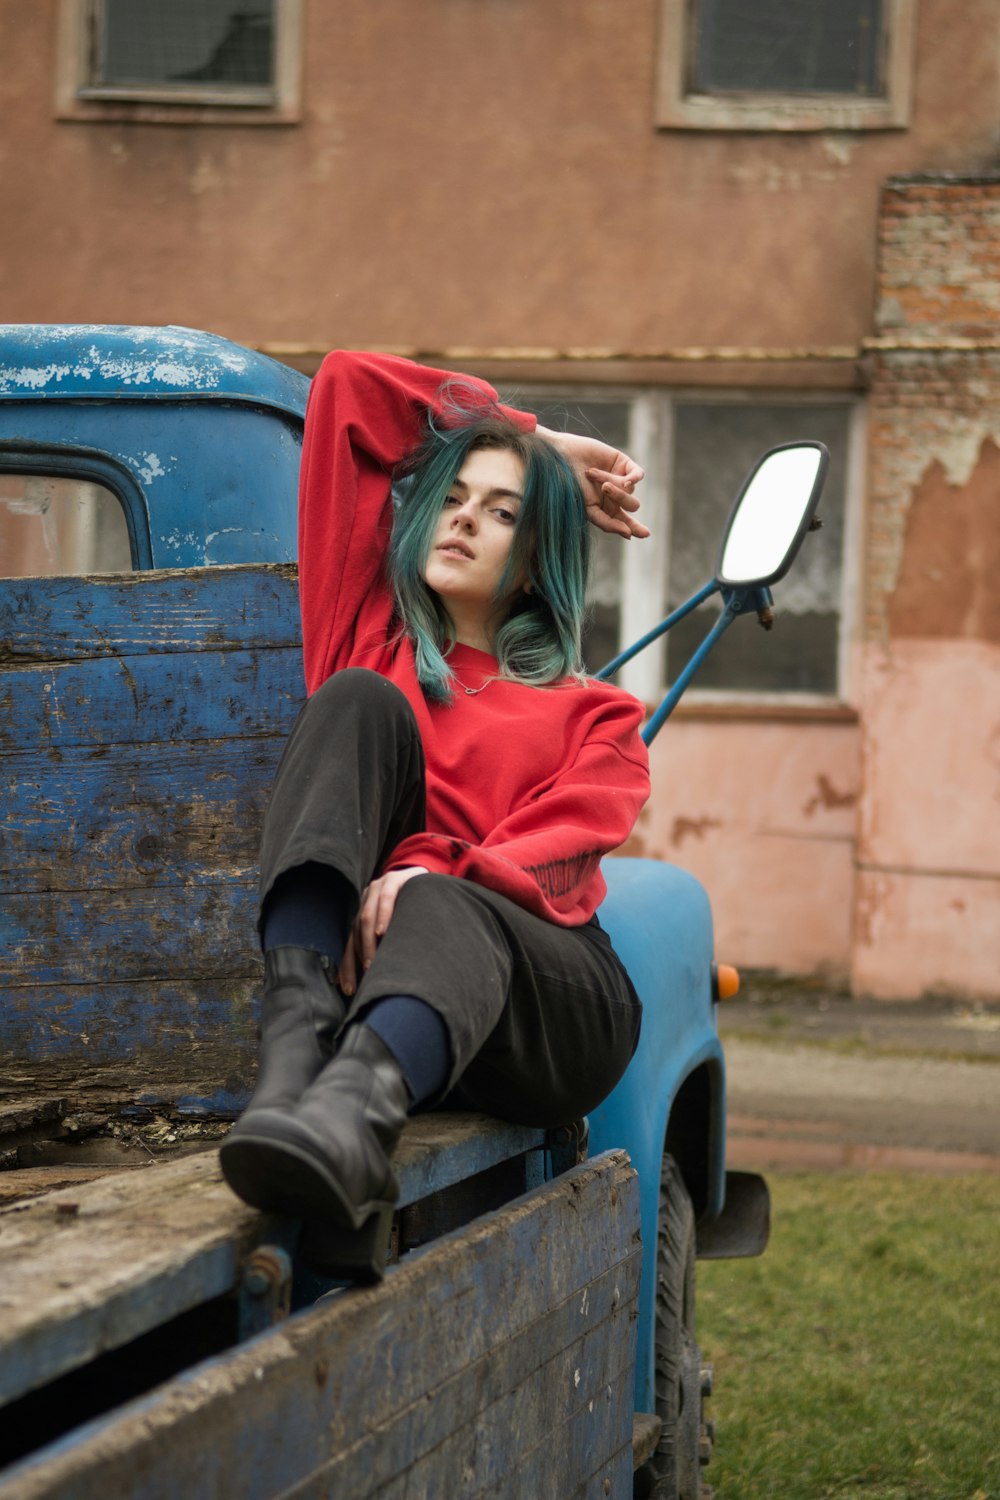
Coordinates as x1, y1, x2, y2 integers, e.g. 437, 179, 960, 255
2, 740, 283, 894
3, 881, 261, 987
1, 566, 306, 1104
0, 1151, 640, 1500
0, 1117, 549, 1411
0, 647, 303, 754
0, 1151, 259, 1409
0, 566, 301, 663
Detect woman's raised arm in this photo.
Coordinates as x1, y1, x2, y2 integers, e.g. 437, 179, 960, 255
298, 351, 535, 692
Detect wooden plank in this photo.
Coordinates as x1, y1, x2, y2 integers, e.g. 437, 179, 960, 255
0, 647, 303, 756
0, 1099, 67, 1138
287, 1270, 637, 1500
632, 1412, 663, 1469
390, 1112, 545, 1209
1, 739, 283, 894
0, 566, 301, 663
0, 976, 258, 1093
0, 1117, 548, 1410
0, 564, 304, 1098
0, 1151, 258, 1409
1, 880, 261, 989
0, 1152, 640, 1500
0, 1166, 132, 1207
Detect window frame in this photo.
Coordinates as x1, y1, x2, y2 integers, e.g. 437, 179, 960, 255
54, 0, 304, 126
515, 383, 864, 708
655, 0, 916, 132
0, 446, 152, 572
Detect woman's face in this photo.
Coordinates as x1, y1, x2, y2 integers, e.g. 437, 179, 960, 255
422, 446, 527, 642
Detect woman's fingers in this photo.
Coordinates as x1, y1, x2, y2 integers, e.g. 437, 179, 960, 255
584, 464, 650, 540
337, 931, 358, 997
350, 867, 431, 980
588, 467, 644, 506
583, 474, 651, 539
357, 880, 383, 971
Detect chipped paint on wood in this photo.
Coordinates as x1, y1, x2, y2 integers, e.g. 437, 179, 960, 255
2, 741, 284, 893
0, 566, 300, 664
0, 1116, 550, 1411
0, 648, 302, 753
0, 566, 306, 1110
0, 1152, 640, 1500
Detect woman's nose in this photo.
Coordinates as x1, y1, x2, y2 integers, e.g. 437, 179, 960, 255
452, 501, 478, 532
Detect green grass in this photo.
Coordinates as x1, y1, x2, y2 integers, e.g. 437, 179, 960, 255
698, 1173, 1000, 1500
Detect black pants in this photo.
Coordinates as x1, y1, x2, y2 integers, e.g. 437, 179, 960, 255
258, 669, 641, 1129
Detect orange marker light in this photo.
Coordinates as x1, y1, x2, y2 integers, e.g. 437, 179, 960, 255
712, 963, 740, 1002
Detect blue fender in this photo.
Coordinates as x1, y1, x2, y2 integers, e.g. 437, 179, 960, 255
590, 857, 727, 1415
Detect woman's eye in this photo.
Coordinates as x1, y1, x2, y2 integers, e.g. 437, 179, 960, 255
494, 507, 517, 524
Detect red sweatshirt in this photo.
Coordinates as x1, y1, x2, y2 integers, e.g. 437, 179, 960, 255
298, 350, 650, 926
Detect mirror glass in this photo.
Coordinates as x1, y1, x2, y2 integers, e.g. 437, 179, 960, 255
718, 444, 824, 586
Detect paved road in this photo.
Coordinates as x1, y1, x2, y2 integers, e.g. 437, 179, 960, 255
718, 992, 1000, 1173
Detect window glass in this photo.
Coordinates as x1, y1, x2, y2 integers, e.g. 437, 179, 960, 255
503, 396, 632, 675
693, 0, 883, 96
501, 389, 851, 698
0, 474, 133, 576
95, 0, 274, 92
668, 403, 849, 694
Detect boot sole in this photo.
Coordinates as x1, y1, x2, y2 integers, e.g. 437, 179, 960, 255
219, 1118, 394, 1231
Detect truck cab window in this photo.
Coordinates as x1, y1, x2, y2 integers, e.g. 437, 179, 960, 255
0, 474, 133, 576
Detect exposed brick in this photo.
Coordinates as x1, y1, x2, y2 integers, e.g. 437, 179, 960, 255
868, 183, 1000, 643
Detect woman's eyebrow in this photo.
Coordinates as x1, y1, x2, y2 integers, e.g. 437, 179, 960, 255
450, 479, 523, 502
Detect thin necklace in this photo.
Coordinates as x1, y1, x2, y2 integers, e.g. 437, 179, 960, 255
457, 675, 496, 696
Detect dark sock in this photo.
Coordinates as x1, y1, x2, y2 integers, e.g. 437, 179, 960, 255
261, 862, 354, 966
363, 996, 451, 1106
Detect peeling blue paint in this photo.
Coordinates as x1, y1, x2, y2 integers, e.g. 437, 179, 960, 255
0, 325, 309, 417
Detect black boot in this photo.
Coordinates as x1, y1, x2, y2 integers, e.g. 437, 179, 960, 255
219, 1025, 409, 1238
226, 946, 346, 1134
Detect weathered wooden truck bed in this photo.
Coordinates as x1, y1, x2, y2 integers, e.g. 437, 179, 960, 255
0, 1137, 643, 1500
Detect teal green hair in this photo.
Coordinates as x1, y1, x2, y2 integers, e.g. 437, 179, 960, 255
388, 382, 591, 703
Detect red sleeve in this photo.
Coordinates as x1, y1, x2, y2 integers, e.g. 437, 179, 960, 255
298, 350, 536, 694
385, 704, 650, 926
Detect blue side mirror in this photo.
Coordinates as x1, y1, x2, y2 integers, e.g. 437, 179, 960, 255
597, 441, 828, 744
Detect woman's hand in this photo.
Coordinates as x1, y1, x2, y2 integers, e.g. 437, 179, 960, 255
535, 426, 650, 540
337, 866, 429, 997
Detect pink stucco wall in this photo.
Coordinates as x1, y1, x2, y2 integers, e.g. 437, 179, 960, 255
637, 716, 860, 977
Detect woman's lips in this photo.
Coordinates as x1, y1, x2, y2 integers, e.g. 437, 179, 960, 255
437, 542, 473, 559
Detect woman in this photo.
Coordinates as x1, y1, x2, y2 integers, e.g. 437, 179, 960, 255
220, 350, 651, 1274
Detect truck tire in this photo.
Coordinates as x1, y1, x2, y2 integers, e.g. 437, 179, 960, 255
635, 1153, 713, 1500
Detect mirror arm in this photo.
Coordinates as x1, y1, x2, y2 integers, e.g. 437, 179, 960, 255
641, 593, 746, 745
594, 580, 721, 682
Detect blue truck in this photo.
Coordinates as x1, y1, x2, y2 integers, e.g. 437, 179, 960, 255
0, 324, 823, 1500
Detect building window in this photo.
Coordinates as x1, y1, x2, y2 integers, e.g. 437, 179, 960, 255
656, 0, 915, 131
0, 474, 133, 577
509, 387, 860, 704
55, 0, 303, 124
